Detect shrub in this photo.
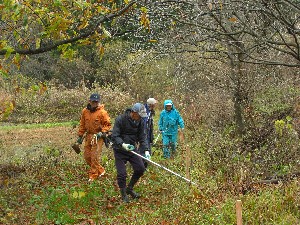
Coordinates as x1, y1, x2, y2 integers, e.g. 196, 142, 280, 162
6, 80, 133, 123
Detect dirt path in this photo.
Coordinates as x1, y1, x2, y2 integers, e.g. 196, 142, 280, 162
0, 125, 81, 166
1, 126, 76, 148
0, 125, 81, 188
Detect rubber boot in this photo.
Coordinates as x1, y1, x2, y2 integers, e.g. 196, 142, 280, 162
143, 160, 148, 169
126, 178, 141, 199
163, 145, 170, 159
120, 188, 130, 203
170, 143, 177, 159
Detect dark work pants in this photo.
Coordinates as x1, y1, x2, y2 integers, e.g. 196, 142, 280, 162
113, 149, 145, 189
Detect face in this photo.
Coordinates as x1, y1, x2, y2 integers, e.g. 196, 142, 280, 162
166, 105, 172, 111
149, 104, 156, 110
131, 111, 141, 121
90, 100, 99, 109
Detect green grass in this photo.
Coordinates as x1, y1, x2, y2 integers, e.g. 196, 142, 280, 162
0, 121, 78, 131
1, 154, 299, 224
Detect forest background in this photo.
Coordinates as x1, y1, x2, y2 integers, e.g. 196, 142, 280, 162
0, 1, 300, 224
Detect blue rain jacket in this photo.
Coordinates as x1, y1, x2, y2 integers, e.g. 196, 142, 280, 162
158, 100, 184, 135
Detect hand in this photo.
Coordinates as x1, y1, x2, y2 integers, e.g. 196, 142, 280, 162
96, 132, 103, 139
77, 136, 83, 144
145, 151, 151, 160
122, 143, 135, 151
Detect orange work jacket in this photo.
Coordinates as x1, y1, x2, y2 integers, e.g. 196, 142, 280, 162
78, 104, 112, 136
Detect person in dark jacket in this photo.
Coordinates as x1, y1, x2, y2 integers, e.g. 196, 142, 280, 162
140, 98, 157, 168
111, 103, 148, 203
144, 98, 157, 153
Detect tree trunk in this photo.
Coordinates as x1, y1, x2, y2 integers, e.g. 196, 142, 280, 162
228, 43, 245, 137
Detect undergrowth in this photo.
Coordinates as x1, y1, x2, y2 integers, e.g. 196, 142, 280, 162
0, 125, 299, 224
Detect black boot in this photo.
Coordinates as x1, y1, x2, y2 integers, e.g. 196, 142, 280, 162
143, 160, 148, 169
120, 188, 130, 203
126, 178, 141, 199
126, 186, 141, 199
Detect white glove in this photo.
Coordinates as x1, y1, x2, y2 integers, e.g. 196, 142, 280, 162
122, 143, 135, 151
145, 151, 151, 160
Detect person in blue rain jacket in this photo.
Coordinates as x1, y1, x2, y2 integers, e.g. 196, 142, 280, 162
158, 99, 184, 158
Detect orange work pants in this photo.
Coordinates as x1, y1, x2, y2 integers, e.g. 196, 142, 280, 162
84, 134, 105, 180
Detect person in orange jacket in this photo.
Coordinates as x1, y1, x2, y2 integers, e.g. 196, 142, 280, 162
77, 93, 112, 182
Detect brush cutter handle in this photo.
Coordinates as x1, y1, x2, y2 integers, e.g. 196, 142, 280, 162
122, 143, 134, 151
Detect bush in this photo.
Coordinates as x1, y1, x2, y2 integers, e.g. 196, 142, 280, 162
5, 80, 134, 123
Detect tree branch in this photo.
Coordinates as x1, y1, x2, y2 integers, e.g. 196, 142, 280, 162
0, 1, 136, 56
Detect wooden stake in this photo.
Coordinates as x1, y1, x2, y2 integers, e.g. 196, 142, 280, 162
179, 130, 191, 180
185, 144, 191, 180
236, 200, 242, 225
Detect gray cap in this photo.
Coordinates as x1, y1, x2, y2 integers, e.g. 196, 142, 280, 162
132, 103, 147, 118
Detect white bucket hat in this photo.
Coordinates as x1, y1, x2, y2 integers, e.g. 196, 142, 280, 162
147, 98, 157, 105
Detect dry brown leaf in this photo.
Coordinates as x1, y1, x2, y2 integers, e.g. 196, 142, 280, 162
228, 17, 237, 22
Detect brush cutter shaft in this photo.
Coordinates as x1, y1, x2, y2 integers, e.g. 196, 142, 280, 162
130, 151, 197, 186
153, 133, 161, 145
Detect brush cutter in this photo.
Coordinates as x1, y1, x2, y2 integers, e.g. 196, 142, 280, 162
130, 150, 198, 186
104, 135, 198, 186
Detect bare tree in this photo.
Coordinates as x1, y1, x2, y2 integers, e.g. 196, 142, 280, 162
143, 0, 300, 136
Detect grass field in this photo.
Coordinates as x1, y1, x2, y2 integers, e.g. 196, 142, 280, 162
0, 123, 299, 224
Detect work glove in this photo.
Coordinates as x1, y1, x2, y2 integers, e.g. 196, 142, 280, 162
96, 132, 103, 139
104, 137, 109, 148
77, 136, 83, 144
104, 133, 113, 148
145, 151, 151, 160
122, 143, 135, 151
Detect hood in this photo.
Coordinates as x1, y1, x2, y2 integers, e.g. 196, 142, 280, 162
163, 99, 174, 110
124, 108, 132, 115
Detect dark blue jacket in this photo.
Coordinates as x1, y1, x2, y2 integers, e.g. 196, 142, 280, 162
143, 103, 155, 144
112, 109, 148, 153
